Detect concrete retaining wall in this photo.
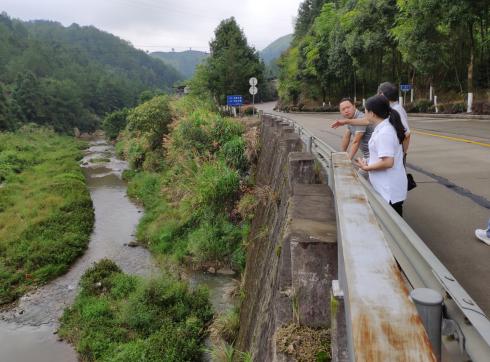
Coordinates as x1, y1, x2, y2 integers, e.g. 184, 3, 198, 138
235, 115, 337, 360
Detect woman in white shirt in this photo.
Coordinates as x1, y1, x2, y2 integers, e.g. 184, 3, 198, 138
355, 95, 407, 216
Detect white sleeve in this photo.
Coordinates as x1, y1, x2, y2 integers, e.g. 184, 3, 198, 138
399, 107, 410, 133
375, 131, 397, 158
392, 104, 410, 134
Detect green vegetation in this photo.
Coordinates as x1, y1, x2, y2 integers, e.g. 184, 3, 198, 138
118, 96, 256, 271
59, 259, 213, 361
0, 126, 93, 304
278, 0, 489, 107
101, 108, 129, 140
211, 307, 240, 344
0, 13, 182, 132
116, 95, 173, 171
191, 17, 275, 103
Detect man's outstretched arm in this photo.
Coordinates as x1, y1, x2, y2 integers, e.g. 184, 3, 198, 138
332, 117, 369, 129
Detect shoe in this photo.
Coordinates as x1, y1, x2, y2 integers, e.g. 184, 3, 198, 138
475, 229, 490, 245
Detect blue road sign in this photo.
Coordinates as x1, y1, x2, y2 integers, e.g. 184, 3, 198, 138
227, 95, 243, 106
400, 84, 412, 92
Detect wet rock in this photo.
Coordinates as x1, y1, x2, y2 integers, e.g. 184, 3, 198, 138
216, 268, 235, 276
18, 310, 24, 315
127, 241, 139, 247
207, 267, 216, 274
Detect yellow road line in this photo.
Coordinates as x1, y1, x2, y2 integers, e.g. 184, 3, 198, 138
413, 130, 490, 148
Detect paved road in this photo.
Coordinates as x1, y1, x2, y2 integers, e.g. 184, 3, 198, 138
257, 102, 490, 315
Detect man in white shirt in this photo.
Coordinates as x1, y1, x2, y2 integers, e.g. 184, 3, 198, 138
377, 82, 411, 155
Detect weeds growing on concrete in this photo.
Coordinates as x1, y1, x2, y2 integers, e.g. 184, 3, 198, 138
275, 323, 331, 362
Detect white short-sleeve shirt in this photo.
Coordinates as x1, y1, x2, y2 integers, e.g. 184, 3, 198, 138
390, 102, 410, 135
368, 119, 407, 203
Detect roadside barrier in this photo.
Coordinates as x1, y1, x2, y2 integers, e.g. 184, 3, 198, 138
261, 111, 490, 361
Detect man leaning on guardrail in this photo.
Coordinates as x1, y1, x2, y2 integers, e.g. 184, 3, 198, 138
338, 97, 373, 160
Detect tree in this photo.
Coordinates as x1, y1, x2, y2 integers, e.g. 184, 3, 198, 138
201, 17, 265, 105
0, 83, 13, 130
102, 108, 129, 140
12, 71, 42, 124
392, 0, 450, 90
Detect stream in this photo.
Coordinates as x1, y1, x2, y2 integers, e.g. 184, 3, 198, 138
0, 138, 235, 361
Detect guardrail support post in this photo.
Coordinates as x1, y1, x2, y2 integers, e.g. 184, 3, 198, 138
258, 109, 263, 121
410, 288, 443, 361
306, 136, 313, 153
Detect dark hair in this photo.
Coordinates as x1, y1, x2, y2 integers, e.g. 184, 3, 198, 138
365, 95, 406, 144
377, 82, 398, 102
339, 97, 354, 105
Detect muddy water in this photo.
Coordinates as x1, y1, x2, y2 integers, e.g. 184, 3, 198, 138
0, 139, 158, 362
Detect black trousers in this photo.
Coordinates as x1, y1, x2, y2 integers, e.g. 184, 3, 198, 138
390, 201, 404, 217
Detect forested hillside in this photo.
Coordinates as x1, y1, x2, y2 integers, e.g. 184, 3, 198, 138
260, 34, 293, 64
278, 0, 489, 107
0, 13, 182, 132
151, 50, 208, 79
260, 34, 293, 78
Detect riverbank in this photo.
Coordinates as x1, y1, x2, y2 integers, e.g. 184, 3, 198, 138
0, 136, 157, 361
0, 125, 94, 305
118, 96, 259, 273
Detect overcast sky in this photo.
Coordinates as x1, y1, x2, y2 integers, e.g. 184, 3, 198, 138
2, 0, 301, 52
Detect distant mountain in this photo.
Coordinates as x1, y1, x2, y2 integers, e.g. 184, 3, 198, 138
0, 14, 182, 131
151, 50, 209, 79
259, 34, 293, 65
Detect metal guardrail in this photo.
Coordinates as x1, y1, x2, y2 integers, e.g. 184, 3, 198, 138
262, 111, 490, 361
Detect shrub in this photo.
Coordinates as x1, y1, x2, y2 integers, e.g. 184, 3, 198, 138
242, 106, 257, 116
126, 95, 173, 150
405, 99, 432, 113
101, 108, 129, 140
59, 260, 213, 362
211, 307, 240, 344
124, 96, 252, 270
237, 193, 258, 221
220, 136, 248, 172
472, 101, 490, 114
79, 259, 122, 297
192, 161, 240, 212
451, 102, 466, 113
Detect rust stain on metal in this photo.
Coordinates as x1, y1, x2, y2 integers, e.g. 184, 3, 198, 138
333, 151, 436, 362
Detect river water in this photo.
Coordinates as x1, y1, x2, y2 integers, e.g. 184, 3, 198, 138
0, 138, 235, 361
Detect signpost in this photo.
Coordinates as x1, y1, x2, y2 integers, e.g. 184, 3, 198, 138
249, 77, 258, 116
400, 84, 412, 106
227, 95, 243, 117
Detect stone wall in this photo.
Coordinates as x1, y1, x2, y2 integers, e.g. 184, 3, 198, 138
235, 115, 337, 361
